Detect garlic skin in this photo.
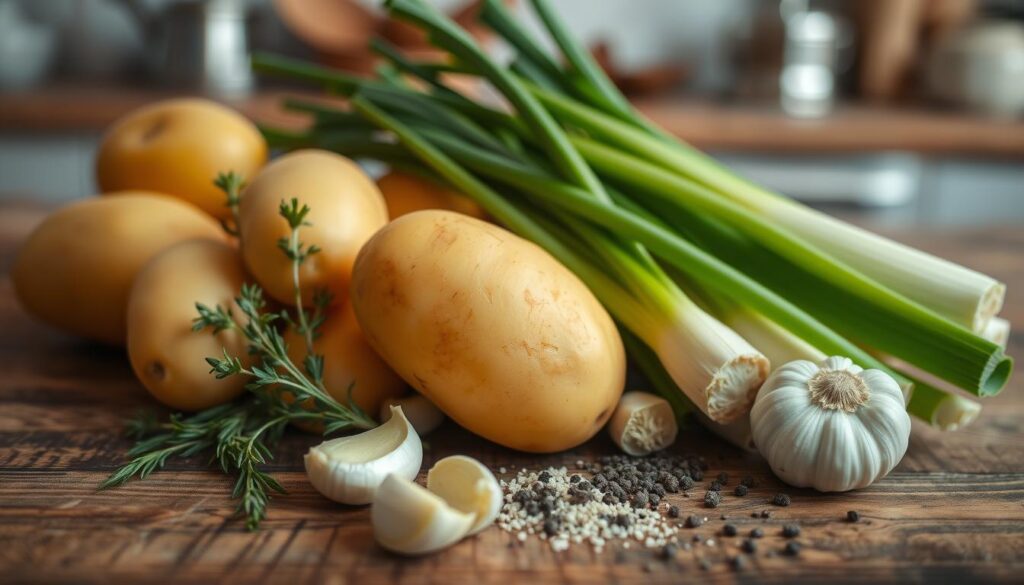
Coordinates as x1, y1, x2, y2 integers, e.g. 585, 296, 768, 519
304, 406, 422, 505
380, 394, 445, 435
607, 392, 678, 456
371, 473, 475, 555
750, 357, 911, 492
426, 455, 501, 534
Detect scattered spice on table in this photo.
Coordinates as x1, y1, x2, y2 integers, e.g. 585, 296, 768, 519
686, 515, 705, 528
734, 484, 749, 497
716, 472, 729, 485
741, 475, 758, 488
772, 493, 792, 507
847, 510, 861, 522
730, 555, 747, 570
785, 541, 802, 556
750, 527, 765, 539
741, 538, 758, 553
782, 524, 801, 538
723, 523, 738, 537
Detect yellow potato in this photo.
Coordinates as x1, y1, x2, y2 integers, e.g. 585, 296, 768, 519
284, 302, 406, 425
11, 192, 227, 345
238, 150, 388, 306
127, 240, 249, 411
96, 98, 268, 219
376, 170, 485, 220
350, 210, 625, 453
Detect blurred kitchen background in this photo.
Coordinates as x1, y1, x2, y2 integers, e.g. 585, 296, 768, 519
0, 0, 1022, 227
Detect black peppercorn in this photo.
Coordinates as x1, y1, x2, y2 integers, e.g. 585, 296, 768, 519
723, 524, 738, 537
543, 518, 559, 536
847, 510, 860, 522
692, 469, 704, 481
660, 543, 678, 560
740, 475, 757, 488
569, 474, 581, 484
538, 470, 552, 483
772, 493, 791, 507
760, 510, 773, 518
741, 539, 757, 553
716, 472, 729, 485
704, 490, 721, 508
750, 527, 764, 539
730, 555, 747, 571
708, 480, 723, 492
734, 484, 749, 497
685, 514, 704, 528
784, 541, 802, 556
668, 505, 680, 518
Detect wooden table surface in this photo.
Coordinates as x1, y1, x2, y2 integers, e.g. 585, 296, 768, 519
0, 201, 1021, 584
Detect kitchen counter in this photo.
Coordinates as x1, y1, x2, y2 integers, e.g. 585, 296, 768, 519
1, 85, 1023, 157
0, 200, 1022, 584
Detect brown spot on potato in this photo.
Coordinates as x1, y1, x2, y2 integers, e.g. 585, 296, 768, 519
141, 115, 168, 142
377, 258, 407, 308
147, 361, 166, 381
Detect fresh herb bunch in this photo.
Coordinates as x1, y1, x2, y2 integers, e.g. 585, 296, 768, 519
101, 179, 376, 530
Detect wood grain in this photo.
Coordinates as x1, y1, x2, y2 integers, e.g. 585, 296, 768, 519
0, 201, 1021, 584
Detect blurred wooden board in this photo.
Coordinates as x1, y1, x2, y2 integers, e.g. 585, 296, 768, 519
0, 200, 1022, 584
1, 85, 1023, 157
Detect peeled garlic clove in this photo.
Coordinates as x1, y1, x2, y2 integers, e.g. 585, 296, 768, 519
608, 391, 678, 456
380, 394, 445, 435
426, 455, 501, 535
304, 405, 422, 505
371, 473, 475, 555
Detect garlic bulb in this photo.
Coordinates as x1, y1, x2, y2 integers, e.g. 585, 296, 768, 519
750, 357, 911, 492
304, 406, 422, 505
371, 473, 475, 555
371, 455, 501, 555
426, 455, 502, 534
380, 394, 445, 435
607, 392, 678, 456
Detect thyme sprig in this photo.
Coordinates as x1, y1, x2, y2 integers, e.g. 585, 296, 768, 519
102, 185, 374, 530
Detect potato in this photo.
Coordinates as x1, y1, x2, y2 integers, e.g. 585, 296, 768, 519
11, 192, 227, 345
350, 211, 625, 453
284, 302, 406, 425
376, 170, 485, 220
96, 98, 268, 219
127, 240, 249, 411
238, 150, 388, 306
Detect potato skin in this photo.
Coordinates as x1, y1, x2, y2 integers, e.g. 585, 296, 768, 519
11, 192, 227, 345
376, 171, 485, 220
238, 150, 388, 306
284, 302, 406, 428
127, 240, 249, 411
351, 211, 625, 453
96, 98, 267, 219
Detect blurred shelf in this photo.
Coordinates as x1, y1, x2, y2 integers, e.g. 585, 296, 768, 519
1, 85, 1023, 157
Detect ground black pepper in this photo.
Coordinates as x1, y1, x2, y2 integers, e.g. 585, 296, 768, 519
772, 493, 791, 507
782, 524, 801, 538
733, 484, 749, 497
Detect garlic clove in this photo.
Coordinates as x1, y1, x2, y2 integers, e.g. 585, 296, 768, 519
607, 392, 678, 456
380, 394, 445, 435
304, 405, 422, 505
426, 455, 502, 535
371, 473, 476, 555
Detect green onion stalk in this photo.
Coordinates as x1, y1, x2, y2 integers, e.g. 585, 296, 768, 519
250, 0, 1011, 430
